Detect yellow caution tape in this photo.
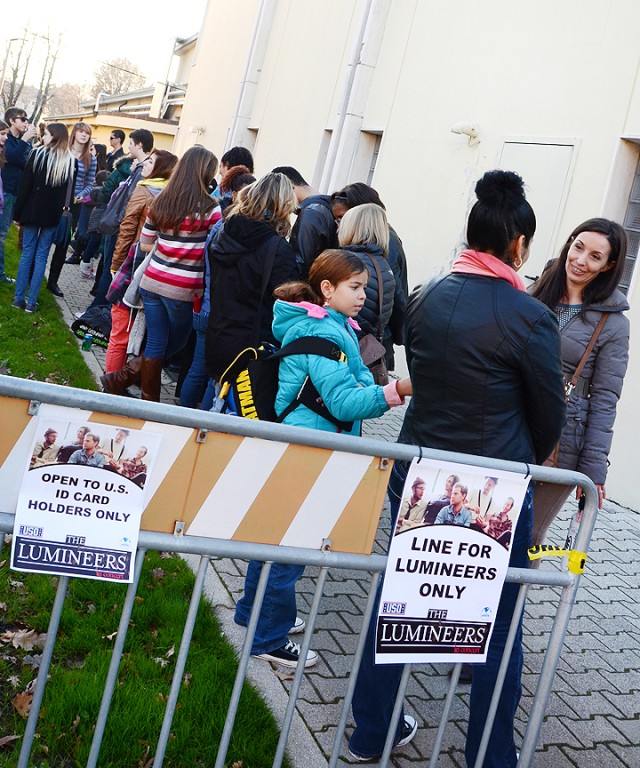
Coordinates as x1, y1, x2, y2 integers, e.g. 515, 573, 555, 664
527, 544, 587, 574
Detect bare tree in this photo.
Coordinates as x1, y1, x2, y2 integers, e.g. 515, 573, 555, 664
29, 33, 62, 124
46, 82, 87, 117
1, 31, 36, 112
1, 29, 62, 122
90, 58, 146, 98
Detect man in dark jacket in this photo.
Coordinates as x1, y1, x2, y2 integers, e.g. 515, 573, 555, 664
106, 129, 125, 172
87, 128, 153, 307
272, 166, 338, 276
0, 107, 36, 283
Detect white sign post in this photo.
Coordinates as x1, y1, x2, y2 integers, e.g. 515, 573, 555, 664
376, 458, 531, 665
11, 414, 162, 583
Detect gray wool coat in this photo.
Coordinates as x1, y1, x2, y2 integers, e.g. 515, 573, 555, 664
556, 289, 630, 485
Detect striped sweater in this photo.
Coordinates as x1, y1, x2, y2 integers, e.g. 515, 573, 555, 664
139, 206, 222, 301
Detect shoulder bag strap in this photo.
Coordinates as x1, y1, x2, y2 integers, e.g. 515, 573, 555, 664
369, 255, 385, 341
566, 312, 609, 398
63, 166, 75, 211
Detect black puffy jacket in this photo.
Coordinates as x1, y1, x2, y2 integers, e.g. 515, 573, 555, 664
399, 273, 566, 465
345, 243, 398, 341
205, 215, 300, 379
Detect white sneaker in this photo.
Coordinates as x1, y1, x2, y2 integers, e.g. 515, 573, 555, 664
289, 616, 306, 634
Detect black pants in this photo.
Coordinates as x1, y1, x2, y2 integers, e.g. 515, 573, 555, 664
48, 202, 81, 287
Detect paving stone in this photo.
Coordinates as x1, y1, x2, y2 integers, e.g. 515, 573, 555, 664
54, 267, 640, 767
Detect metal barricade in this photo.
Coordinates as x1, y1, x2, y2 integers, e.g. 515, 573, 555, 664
0, 376, 597, 767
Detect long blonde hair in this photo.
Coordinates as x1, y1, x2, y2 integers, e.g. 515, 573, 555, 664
34, 123, 74, 187
225, 172, 296, 238
338, 203, 389, 257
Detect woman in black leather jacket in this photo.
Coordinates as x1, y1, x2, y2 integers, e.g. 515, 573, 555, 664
349, 170, 566, 766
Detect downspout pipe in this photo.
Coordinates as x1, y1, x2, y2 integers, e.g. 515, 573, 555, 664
225, 0, 279, 152
319, 0, 390, 193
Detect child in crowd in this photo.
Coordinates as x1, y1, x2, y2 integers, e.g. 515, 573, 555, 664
234, 248, 411, 668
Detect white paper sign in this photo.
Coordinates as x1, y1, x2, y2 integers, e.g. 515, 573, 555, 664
376, 458, 531, 665
11, 415, 162, 583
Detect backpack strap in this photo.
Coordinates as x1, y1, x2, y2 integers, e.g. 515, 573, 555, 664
273, 336, 354, 431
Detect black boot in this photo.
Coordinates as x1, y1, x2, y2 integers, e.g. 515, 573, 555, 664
47, 283, 64, 297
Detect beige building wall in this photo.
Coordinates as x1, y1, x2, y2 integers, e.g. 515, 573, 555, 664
179, 0, 640, 507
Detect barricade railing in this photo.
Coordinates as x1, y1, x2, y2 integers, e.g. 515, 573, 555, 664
0, 376, 597, 768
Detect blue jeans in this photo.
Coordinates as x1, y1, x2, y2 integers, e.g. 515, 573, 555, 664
139, 287, 194, 360
180, 312, 209, 408
14, 225, 57, 306
234, 561, 305, 654
0, 192, 16, 278
350, 461, 532, 767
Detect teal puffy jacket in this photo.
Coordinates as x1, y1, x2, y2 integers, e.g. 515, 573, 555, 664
272, 300, 389, 435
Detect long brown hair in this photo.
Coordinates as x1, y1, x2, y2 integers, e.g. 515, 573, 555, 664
274, 249, 368, 305
69, 121, 92, 171
531, 218, 627, 309
148, 145, 218, 234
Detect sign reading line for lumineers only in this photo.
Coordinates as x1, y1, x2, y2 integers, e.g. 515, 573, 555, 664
11, 415, 162, 583
376, 457, 531, 665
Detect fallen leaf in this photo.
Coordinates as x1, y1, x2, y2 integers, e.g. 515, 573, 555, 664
22, 655, 42, 669
0, 735, 20, 748
150, 628, 158, 638
25, 679, 38, 694
86, 603, 96, 614
70, 714, 80, 733
1, 628, 47, 651
9, 579, 24, 591
165, 645, 175, 659
151, 567, 166, 581
8, 676, 20, 687
103, 632, 118, 641
4, 534, 12, 545
275, 670, 294, 681
229, 761, 244, 768
182, 673, 192, 687
152, 657, 169, 668
135, 596, 143, 604
0, 563, 6, 571
12, 691, 32, 717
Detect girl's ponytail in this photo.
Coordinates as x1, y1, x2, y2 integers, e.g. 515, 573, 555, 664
274, 281, 322, 304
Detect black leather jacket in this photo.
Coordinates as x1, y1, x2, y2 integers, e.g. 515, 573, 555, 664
399, 273, 566, 465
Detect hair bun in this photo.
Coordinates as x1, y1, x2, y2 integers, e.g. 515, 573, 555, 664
475, 170, 526, 206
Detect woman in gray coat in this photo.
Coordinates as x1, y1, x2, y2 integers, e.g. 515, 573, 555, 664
531, 218, 629, 530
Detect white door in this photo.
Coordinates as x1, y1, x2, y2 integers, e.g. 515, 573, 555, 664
498, 140, 576, 283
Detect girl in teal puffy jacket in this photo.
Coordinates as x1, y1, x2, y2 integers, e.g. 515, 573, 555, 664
234, 249, 411, 670
273, 248, 411, 434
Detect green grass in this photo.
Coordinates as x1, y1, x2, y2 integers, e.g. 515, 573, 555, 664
0, 226, 287, 766
0, 550, 284, 767
0, 226, 97, 389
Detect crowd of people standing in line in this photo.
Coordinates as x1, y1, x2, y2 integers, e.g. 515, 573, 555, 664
0, 104, 631, 767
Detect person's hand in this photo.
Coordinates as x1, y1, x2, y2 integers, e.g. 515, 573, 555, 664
576, 484, 605, 510
396, 377, 412, 398
22, 124, 37, 142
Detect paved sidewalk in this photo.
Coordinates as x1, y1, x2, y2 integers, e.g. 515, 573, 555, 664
58, 262, 640, 766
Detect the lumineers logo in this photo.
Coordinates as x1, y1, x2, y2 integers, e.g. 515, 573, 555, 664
376, 616, 490, 655
12, 536, 130, 580
19, 525, 44, 538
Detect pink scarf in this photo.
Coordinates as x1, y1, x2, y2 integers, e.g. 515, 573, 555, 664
451, 249, 526, 292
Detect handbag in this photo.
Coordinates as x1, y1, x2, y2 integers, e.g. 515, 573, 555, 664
52, 173, 75, 248
123, 251, 153, 310
532, 312, 609, 546
358, 257, 389, 385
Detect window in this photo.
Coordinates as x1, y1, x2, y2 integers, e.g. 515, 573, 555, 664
621, 158, 640, 295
